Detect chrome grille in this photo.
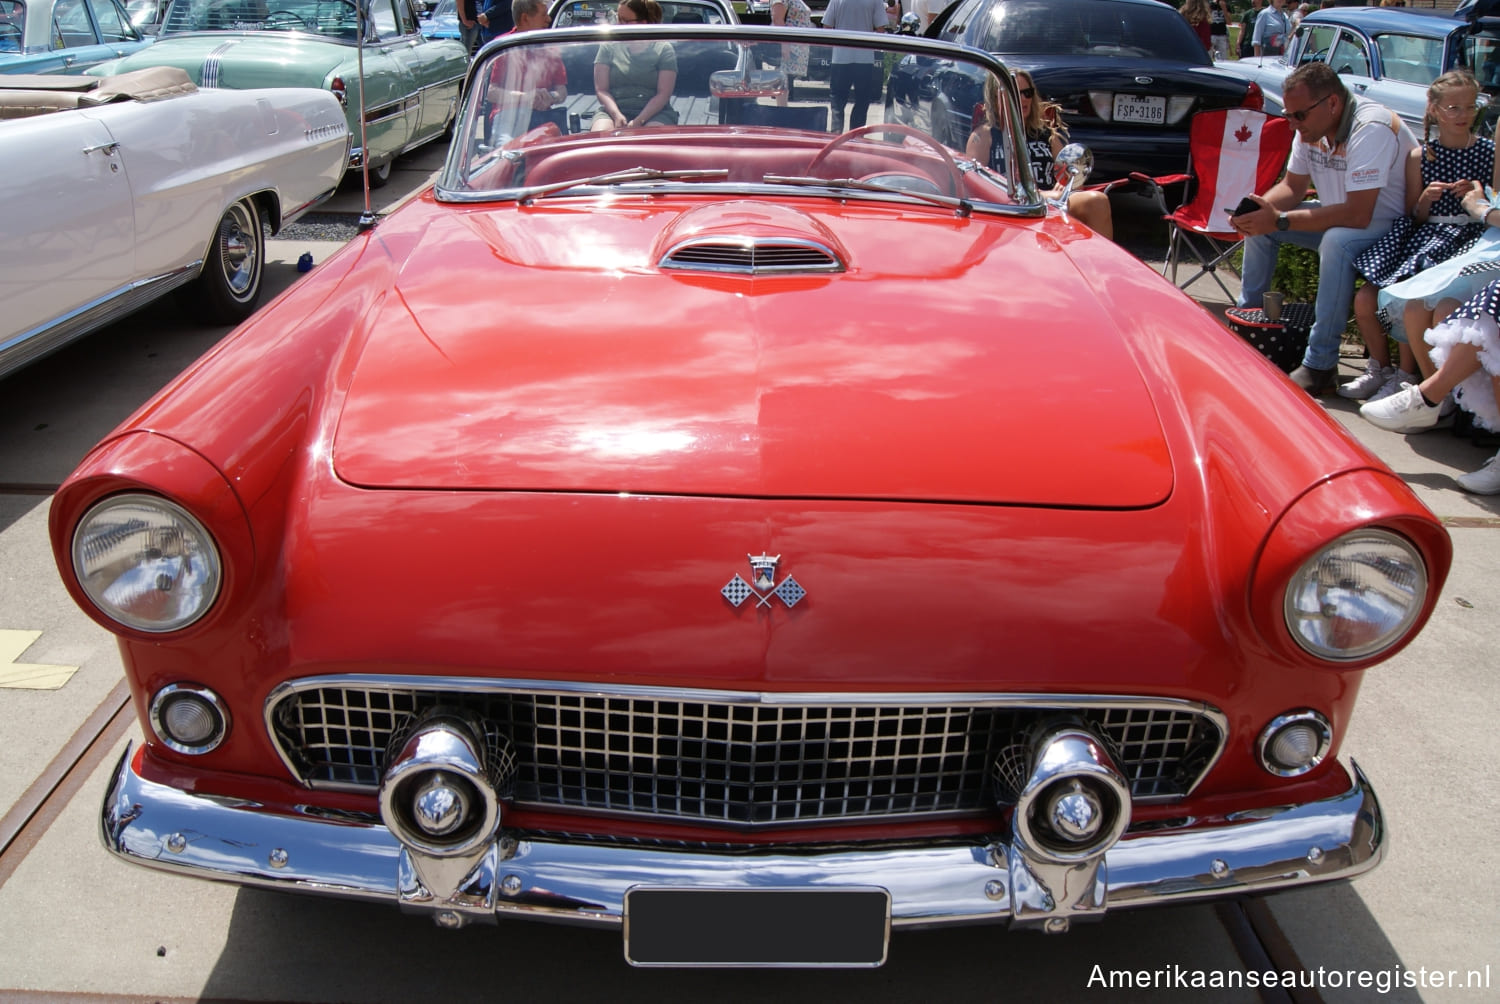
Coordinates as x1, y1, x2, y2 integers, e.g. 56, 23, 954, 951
268, 680, 1224, 825
658, 238, 843, 274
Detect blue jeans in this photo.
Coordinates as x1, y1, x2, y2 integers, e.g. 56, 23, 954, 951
1236, 202, 1390, 371
460, 23, 482, 56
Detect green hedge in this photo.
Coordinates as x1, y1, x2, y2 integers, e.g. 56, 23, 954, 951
1228, 243, 1320, 301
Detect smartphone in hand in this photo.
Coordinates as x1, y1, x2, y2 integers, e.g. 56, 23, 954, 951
1224, 195, 1260, 217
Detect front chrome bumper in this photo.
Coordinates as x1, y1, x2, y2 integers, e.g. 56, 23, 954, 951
101, 743, 1383, 932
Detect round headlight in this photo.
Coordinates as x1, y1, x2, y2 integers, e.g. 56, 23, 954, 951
71, 494, 222, 633
1283, 529, 1427, 662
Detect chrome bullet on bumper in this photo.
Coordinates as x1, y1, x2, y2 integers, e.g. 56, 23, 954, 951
100, 742, 1384, 935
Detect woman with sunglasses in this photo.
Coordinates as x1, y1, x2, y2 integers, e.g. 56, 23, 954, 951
965, 70, 1113, 239
591, 0, 678, 131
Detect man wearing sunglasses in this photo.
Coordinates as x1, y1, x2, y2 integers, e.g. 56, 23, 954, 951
1230, 62, 1417, 395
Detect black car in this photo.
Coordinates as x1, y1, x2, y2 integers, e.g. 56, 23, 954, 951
917, 0, 1264, 181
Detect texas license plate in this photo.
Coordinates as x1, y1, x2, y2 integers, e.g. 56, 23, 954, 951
623, 888, 891, 967
1113, 94, 1166, 125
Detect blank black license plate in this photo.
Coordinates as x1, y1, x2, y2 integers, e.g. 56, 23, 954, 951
623, 887, 891, 967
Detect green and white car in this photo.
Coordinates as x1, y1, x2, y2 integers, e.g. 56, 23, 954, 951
89, 0, 468, 183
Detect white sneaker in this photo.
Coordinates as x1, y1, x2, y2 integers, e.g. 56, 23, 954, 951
1456, 451, 1500, 494
1360, 384, 1443, 433
1367, 368, 1418, 403
1338, 359, 1391, 400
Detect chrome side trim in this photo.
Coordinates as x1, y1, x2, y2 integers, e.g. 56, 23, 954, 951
280, 184, 340, 229
201, 40, 241, 89
101, 746, 1384, 931
0, 265, 201, 380
363, 96, 418, 127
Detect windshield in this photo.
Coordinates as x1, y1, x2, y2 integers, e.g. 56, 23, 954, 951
439, 26, 1039, 214
1464, 30, 1500, 95
0, 0, 24, 50
974, 0, 1209, 64
159, 0, 362, 38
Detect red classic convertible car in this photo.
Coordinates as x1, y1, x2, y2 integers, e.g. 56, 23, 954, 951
54, 25, 1450, 967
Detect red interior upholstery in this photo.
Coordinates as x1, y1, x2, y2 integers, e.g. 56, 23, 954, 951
522, 140, 811, 186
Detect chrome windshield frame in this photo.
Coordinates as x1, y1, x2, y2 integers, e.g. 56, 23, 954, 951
436, 24, 1042, 216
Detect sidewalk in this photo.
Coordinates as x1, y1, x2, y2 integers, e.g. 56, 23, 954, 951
1111, 189, 1500, 524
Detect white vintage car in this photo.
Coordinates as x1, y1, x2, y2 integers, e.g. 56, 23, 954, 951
0, 66, 349, 379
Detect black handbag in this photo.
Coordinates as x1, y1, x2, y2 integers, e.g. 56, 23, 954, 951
1223, 303, 1315, 374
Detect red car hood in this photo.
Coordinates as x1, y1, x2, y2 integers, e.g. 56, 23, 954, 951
333, 200, 1173, 508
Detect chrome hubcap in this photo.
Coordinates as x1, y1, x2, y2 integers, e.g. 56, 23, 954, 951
218, 202, 259, 299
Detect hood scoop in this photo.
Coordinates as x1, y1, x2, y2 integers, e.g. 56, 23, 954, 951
659, 237, 843, 275
653, 201, 847, 275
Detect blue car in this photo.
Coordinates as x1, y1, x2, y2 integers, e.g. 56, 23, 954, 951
1, 0, 151, 74
1217, 5, 1500, 132
420, 0, 461, 41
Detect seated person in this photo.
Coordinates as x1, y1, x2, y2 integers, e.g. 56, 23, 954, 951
484, 0, 567, 137
1230, 63, 1417, 396
1342, 71, 1496, 401
1360, 275, 1500, 494
965, 70, 1113, 239
591, 0, 677, 131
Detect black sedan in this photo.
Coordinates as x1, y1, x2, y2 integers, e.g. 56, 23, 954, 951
917, 0, 1264, 181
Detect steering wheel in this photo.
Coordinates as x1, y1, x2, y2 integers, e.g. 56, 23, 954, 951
264, 10, 308, 28
806, 122, 964, 200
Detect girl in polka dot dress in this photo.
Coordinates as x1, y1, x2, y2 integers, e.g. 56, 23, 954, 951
1342, 70, 1498, 400
1359, 276, 1500, 494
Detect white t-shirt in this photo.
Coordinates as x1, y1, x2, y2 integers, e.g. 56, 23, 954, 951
1287, 95, 1417, 226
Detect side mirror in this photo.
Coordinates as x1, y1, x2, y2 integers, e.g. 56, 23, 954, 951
1055, 143, 1092, 187
1048, 143, 1092, 216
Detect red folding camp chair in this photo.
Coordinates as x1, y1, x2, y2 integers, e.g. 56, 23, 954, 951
1130, 108, 1293, 300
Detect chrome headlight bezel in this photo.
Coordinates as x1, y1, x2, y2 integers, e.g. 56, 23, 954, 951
1282, 528, 1428, 662
71, 493, 223, 634
149, 683, 231, 755
1256, 709, 1332, 778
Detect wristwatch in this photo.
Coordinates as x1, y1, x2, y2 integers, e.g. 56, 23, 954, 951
1275, 212, 1290, 231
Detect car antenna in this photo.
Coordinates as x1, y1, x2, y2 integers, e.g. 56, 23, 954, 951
357, 0, 378, 231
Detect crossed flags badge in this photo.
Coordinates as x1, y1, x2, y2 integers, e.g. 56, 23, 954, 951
721, 554, 806, 609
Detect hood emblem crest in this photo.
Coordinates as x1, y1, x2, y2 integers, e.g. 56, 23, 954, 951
722, 554, 806, 609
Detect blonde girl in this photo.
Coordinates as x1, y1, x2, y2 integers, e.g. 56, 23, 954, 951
1343, 69, 1497, 400
966, 70, 1112, 239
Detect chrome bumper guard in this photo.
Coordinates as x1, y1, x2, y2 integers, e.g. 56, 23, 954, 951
101, 744, 1383, 932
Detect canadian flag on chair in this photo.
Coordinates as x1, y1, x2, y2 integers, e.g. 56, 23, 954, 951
1148, 108, 1293, 297
1184, 108, 1292, 237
